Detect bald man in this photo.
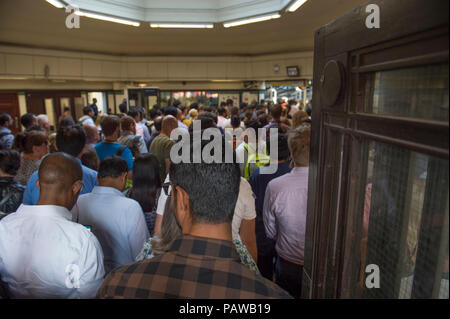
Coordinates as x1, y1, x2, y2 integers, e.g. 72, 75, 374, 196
149, 115, 178, 181
0, 153, 105, 299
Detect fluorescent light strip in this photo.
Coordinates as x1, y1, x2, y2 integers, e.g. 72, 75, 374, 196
223, 13, 281, 28
75, 11, 140, 27
287, 0, 308, 12
46, 0, 64, 8
150, 23, 213, 29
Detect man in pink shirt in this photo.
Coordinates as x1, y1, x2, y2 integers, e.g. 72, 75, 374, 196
263, 125, 310, 299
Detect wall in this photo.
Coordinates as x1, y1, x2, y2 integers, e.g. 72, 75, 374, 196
0, 44, 313, 85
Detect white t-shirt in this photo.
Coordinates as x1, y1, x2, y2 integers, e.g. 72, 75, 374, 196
232, 177, 256, 241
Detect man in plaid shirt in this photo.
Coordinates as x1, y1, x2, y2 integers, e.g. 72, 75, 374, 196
97, 136, 291, 299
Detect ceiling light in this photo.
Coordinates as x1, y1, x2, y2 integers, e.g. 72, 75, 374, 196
75, 11, 140, 27
223, 13, 281, 28
150, 23, 214, 29
46, 0, 64, 8
287, 0, 308, 12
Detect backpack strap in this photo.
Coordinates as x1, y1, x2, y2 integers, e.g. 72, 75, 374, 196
117, 145, 126, 157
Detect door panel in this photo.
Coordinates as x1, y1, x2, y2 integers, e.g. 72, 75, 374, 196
0, 92, 21, 134
304, 0, 449, 299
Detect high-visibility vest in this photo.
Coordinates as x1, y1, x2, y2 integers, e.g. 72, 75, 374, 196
243, 143, 270, 180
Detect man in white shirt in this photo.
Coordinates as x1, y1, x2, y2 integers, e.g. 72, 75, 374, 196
0, 153, 105, 299
74, 156, 149, 274
78, 107, 95, 126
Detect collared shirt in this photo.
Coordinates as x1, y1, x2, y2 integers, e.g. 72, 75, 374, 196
136, 122, 151, 143
97, 235, 291, 299
22, 159, 98, 205
0, 127, 14, 150
23, 158, 98, 205
0, 204, 105, 299
78, 115, 95, 126
73, 186, 149, 274
263, 167, 309, 265
94, 142, 134, 171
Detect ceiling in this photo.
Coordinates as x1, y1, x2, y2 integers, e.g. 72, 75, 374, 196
66, 0, 292, 23
0, 0, 367, 57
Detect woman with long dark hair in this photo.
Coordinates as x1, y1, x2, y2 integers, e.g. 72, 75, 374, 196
127, 153, 161, 236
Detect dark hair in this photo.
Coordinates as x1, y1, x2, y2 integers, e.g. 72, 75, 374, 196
0, 113, 10, 126
169, 135, 240, 224
240, 102, 248, 110
230, 115, 241, 129
173, 100, 181, 108
63, 107, 70, 112
163, 106, 178, 117
20, 113, 36, 129
270, 104, 283, 119
0, 149, 21, 175
198, 111, 217, 125
14, 130, 48, 154
101, 115, 120, 137
59, 117, 75, 129
119, 102, 128, 114
154, 117, 163, 132
56, 125, 86, 157
226, 99, 233, 106
188, 115, 216, 133
83, 106, 93, 115
189, 103, 199, 110
218, 107, 227, 116
229, 106, 239, 116
245, 119, 261, 131
127, 108, 140, 119
80, 147, 99, 171
267, 132, 290, 161
120, 116, 135, 132
257, 113, 270, 127
149, 108, 160, 120
128, 154, 161, 212
98, 156, 128, 179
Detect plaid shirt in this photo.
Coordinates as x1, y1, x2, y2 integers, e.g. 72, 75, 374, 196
97, 235, 292, 299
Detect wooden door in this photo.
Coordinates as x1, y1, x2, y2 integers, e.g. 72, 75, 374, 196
303, 0, 449, 299
0, 92, 21, 134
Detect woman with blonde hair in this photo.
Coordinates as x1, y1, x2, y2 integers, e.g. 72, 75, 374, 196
292, 110, 310, 128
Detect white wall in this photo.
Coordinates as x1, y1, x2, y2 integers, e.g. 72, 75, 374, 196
0, 45, 313, 85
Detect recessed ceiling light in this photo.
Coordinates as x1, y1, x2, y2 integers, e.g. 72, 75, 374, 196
45, 0, 64, 8
75, 10, 140, 27
287, 0, 308, 12
150, 23, 214, 29
223, 13, 281, 28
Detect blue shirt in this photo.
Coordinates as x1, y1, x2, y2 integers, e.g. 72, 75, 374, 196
94, 142, 133, 171
73, 186, 149, 273
23, 159, 98, 205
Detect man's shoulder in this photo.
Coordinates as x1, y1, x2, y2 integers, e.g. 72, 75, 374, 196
267, 173, 290, 191
82, 164, 98, 177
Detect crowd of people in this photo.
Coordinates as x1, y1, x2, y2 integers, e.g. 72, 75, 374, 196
0, 97, 312, 299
